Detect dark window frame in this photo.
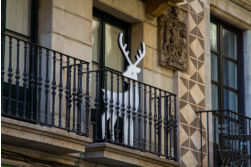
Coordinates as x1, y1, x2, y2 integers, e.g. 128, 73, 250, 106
210, 16, 245, 115
92, 8, 130, 73
1, 0, 39, 118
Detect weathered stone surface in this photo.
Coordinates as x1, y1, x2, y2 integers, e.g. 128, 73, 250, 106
158, 6, 187, 71
85, 142, 179, 167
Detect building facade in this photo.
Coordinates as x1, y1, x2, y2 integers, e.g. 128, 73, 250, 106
1, 0, 251, 167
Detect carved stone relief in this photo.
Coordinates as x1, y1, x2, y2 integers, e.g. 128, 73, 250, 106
158, 6, 187, 71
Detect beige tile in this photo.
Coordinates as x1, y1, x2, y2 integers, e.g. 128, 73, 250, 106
52, 33, 92, 62
143, 68, 152, 86
54, 0, 92, 20
53, 8, 92, 45
198, 19, 205, 39
182, 150, 198, 167
190, 84, 204, 104
179, 78, 188, 98
190, 38, 203, 58
190, 129, 205, 150
143, 23, 157, 49
190, 0, 203, 14
198, 63, 205, 83
188, 13, 197, 33
180, 125, 189, 145
143, 47, 153, 70
189, 58, 197, 77
180, 104, 196, 124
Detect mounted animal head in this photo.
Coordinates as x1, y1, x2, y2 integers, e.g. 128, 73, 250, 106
118, 33, 145, 80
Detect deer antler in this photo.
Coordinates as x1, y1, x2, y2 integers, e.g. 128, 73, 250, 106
118, 33, 132, 65
134, 42, 145, 66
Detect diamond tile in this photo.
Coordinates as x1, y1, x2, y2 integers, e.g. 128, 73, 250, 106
179, 78, 189, 98
182, 150, 198, 167
190, 84, 204, 104
180, 104, 196, 124
180, 125, 189, 145
188, 13, 197, 33
190, 129, 205, 150
190, 0, 203, 14
190, 38, 203, 58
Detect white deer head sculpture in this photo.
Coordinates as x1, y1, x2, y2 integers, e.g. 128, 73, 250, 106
118, 33, 145, 80
102, 33, 146, 146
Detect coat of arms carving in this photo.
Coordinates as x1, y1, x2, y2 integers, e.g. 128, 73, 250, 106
158, 6, 187, 71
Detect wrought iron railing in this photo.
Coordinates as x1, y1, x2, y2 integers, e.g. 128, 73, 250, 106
1, 32, 178, 161
197, 110, 251, 167
1, 32, 90, 136
88, 68, 178, 160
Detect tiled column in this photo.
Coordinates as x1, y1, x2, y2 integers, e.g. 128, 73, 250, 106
175, 0, 208, 166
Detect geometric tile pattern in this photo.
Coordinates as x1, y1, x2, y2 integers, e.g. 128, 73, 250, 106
177, 0, 206, 166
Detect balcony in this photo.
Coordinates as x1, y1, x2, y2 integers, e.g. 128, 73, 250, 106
197, 110, 251, 167
1, 33, 178, 166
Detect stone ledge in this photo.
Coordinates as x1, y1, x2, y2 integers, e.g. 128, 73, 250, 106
1, 117, 92, 154
84, 142, 179, 167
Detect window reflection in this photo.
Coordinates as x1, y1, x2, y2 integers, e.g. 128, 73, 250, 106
223, 29, 237, 60
223, 59, 237, 89
210, 22, 217, 51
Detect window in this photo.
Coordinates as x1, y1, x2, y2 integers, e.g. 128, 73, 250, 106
2, 0, 38, 42
92, 9, 130, 72
1, 0, 38, 114
210, 19, 243, 113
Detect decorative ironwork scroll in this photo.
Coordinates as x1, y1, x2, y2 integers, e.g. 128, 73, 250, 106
158, 6, 187, 71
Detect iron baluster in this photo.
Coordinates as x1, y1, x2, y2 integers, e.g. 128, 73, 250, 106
30, 44, 36, 120
127, 79, 131, 146
149, 87, 152, 153
164, 92, 168, 158
44, 49, 50, 124
158, 90, 162, 156
173, 95, 177, 160
65, 57, 71, 130
121, 76, 125, 144
15, 39, 20, 117
72, 60, 77, 131
85, 63, 90, 136
7, 36, 12, 115
115, 74, 120, 143
37, 47, 42, 123
109, 72, 114, 142
138, 82, 142, 149
94, 70, 100, 141
77, 63, 83, 134
51, 51, 57, 126
104, 70, 108, 141
58, 54, 63, 128
143, 85, 147, 151
132, 80, 136, 146
154, 88, 157, 153
23, 42, 28, 119
168, 95, 173, 158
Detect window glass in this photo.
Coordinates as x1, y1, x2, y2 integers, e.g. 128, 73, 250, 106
210, 22, 218, 51
105, 22, 125, 72
6, 0, 30, 36
223, 28, 237, 60
92, 16, 101, 69
223, 59, 237, 89
211, 53, 218, 81
224, 89, 238, 112
212, 84, 219, 110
